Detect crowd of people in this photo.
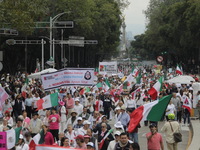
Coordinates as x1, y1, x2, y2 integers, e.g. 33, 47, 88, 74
0, 66, 199, 150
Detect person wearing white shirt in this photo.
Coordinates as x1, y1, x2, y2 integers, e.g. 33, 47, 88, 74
32, 93, 40, 112
66, 110, 78, 127
165, 100, 176, 121
107, 131, 121, 150
73, 98, 83, 115
126, 95, 136, 112
65, 124, 77, 147
77, 120, 91, 135
15, 134, 29, 150
59, 101, 67, 133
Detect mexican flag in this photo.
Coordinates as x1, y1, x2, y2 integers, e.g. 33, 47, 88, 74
6, 127, 22, 149
94, 67, 99, 75
96, 82, 103, 89
128, 95, 172, 133
132, 68, 139, 77
36, 145, 78, 150
136, 72, 142, 84
148, 77, 163, 100
99, 128, 114, 149
176, 65, 183, 75
21, 77, 29, 98
105, 78, 111, 88
182, 95, 192, 113
79, 87, 90, 95
36, 93, 58, 110
29, 130, 45, 150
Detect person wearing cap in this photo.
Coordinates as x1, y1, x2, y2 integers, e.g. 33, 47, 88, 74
85, 96, 94, 113
117, 106, 130, 131
66, 109, 78, 127
29, 113, 43, 137
114, 107, 121, 124
98, 123, 114, 150
3, 110, 14, 127
74, 98, 83, 115
93, 115, 111, 137
107, 131, 121, 150
74, 117, 83, 130
59, 101, 67, 133
115, 132, 133, 150
78, 120, 91, 135
83, 134, 91, 145
15, 134, 29, 150
146, 123, 164, 150
103, 93, 112, 120
75, 135, 87, 149
87, 142, 95, 150
114, 121, 125, 134
161, 113, 180, 150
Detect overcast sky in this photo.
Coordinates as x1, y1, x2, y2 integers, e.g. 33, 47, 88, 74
124, 0, 150, 37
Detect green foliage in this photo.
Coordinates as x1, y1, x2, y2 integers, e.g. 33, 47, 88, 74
131, 0, 200, 64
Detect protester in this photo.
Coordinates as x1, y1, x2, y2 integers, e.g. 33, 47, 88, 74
75, 135, 87, 149
43, 125, 54, 145
161, 113, 180, 150
29, 113, 43, 137
146, 123, 164, 150
114, 132, 131, 150
49, 108, 60, 141
15, 134, 29, 150
107, 131, 121, 150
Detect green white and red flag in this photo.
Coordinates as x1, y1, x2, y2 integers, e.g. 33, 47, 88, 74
36, 93, 58, 110
99, 128, 114, 149
148, 77, 163, 100
176, 65, 183, 75
128, 95, 172, 133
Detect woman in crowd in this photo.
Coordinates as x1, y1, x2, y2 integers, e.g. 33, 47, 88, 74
43, 125, 54, 145
15, 134, 29, 150
48, 108, 60, 141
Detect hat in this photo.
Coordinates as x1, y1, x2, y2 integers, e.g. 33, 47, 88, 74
84, 134, 90, 138
149, 123, 157, 128
121, 106, 126, 110
115, 107, 121, 111
19, 134, 23, 139
87, 142, 94, 147
74, 135, 84, 140
189, 87, 193, 91
83, 120, 91, 125
5, 110, 10, 114
71, 110, 77, 115
77, 117, 82, 121
114, 121, 123, 129
75, 98, 80, 102
59, 101, 65, 106
168, 113, 175, 120
114, 131, 121, 136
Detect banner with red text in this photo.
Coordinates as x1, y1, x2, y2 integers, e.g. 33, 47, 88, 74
36, 145, 87, 150
41, 68, 94, 90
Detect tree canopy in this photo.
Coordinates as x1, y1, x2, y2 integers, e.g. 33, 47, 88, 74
0, 0, 127, 73
131, 0, 200, 69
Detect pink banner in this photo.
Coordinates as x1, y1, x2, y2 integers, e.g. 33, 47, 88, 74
0, 132, 6, 150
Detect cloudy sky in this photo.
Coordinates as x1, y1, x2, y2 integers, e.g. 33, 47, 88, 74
124, 0, 150, 37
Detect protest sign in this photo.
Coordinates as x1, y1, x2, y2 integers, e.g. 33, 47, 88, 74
41, 68, 94, 90
99, 61, 117, 74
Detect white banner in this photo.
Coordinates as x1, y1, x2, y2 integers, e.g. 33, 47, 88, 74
41, 68, 94, 90
99, 61, 117, 74
36, 145, 80, 150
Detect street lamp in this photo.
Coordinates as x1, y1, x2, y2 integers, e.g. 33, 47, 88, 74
49, 12, 69, 59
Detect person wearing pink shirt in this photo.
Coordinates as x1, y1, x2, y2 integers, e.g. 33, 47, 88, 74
49, 108, 60, 141
23, 111, 30, 129
146, 123, 164, 150
43, 125, 54, 145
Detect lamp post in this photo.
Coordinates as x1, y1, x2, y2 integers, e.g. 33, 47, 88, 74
49, 12, 68, 59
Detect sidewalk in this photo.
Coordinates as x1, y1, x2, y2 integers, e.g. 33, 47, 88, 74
188, 120, 200, 150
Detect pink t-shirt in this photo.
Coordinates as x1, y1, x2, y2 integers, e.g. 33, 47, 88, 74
146, 132, 163, 150
49, 114, 60, 130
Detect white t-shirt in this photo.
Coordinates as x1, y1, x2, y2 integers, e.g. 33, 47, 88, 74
166, 104, 176, 116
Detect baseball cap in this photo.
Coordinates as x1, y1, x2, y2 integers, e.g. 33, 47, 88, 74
149, 123, 157, 128
75, 98, 80, 102
83, 120, 91, 125
74, 135, 84, 140
87, 142, 94, 147
77, 117, 82, 121
114, 131, 121, 136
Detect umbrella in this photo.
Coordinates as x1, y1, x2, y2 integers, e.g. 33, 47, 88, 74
166, 75, 195, 84
28, 68, 57, 79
